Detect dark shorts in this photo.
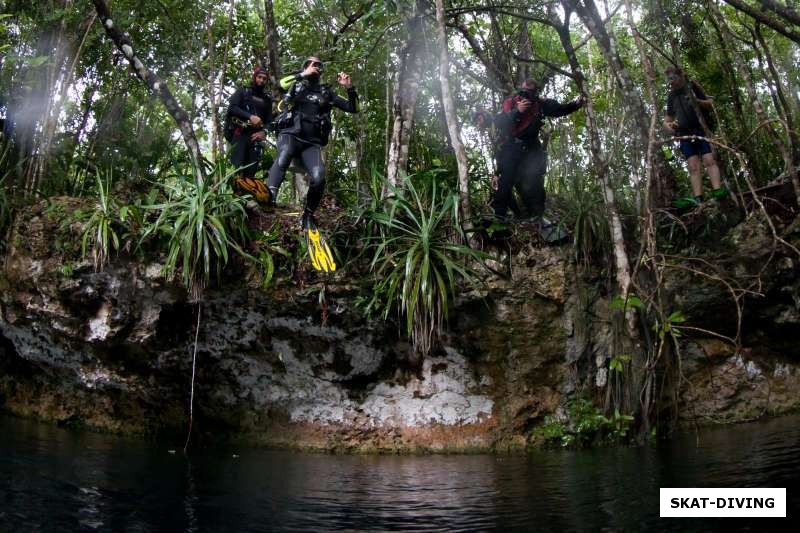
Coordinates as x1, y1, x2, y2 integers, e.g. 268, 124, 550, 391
679, 137, 712, 158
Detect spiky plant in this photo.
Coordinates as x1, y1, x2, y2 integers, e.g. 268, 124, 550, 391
81, 171, 120, 271
366, 173, 485, 355
141, 162, 249, 300
550, 175, 611, 266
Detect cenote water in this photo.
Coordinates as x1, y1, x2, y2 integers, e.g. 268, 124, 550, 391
1, 415, 796, 531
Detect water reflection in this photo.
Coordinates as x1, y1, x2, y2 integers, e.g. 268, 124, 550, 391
1, 415, 798, 531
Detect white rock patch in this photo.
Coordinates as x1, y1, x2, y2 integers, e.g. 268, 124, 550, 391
87, 302, 112, 342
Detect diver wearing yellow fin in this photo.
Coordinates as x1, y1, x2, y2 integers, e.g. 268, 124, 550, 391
265, 55, 357, 271
225, 66, 274, 205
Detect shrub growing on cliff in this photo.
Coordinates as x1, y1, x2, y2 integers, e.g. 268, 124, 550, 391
365, 173, 485, 355
141, 163, 249, 299
536, 397, 634, 448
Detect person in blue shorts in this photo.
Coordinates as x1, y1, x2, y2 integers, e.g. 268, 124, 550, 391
663, 66, 725, 207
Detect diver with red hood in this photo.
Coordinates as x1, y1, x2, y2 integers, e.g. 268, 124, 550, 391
226, 66, 274, 203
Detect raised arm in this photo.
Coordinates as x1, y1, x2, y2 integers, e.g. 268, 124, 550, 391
540, 96, 584, 118
332, 87, 358, 113
332, 72, 358, 113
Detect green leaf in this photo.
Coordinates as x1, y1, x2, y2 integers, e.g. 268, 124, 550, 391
667, 310, 686, 324
609, 294, 644, 311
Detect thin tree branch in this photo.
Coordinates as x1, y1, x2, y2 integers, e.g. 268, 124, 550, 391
757, 0, 800, 28
333, 1, 375, 46
721, 0, 800, 44
448, 17, 512, 91
512, 52, 575, 78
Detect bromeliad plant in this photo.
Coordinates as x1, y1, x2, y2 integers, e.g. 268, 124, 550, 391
366, 173, 486, 355
81, 172, 120, 271
141, 163, 249, 300
550, 174, 611, 266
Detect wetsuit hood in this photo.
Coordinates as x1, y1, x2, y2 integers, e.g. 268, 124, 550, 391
252, 66, 269, 87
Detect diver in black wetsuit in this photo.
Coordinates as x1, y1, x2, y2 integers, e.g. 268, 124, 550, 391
226, 66, 273, 203
268, 56, 358, 229
493, 79, 584, 220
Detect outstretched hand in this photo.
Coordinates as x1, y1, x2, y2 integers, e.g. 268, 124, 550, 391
337, 72, 352, 88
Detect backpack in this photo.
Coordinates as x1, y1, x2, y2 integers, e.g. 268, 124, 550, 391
687, 82, 716, 133
223, 87, 253, 142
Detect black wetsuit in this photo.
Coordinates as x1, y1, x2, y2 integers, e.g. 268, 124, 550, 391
227, 85, 273, 178
267, 77, 358, 213
493, 96, 582, 218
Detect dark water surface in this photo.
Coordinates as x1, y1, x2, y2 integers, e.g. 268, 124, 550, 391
1, 414, 797, 531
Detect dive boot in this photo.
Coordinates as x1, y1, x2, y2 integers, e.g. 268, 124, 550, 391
709, 186, 729, 200
302, 211, 336, 273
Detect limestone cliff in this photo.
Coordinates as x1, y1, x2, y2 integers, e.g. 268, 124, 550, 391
1, 199, 799, 451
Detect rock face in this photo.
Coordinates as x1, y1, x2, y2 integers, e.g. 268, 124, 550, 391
667, 213, 800, 423
1, 199, 799, 451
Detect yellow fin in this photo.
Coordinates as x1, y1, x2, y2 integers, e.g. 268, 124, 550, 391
306, 228, 337, 272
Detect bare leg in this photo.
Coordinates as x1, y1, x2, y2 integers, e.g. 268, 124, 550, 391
702, 152, 722, 190
687, 155, 703, 197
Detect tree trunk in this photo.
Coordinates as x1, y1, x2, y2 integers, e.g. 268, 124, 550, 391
434, 0, 471, 224
705, 6, 764, 177
260, 0, 303, 205
206, 9, 220, 162
30, 3, 93, 195
555, 3, 632, 303
515, 21, 532, 85
573, 0, 675, 208
750, 26, 800, 206
214, 0, 236, 160
709, 0, 800, 205
63, 83, 98, 179
262, 0, 281, 94
11, 6, 67, 196
386, 5, 425, 188
91, 0, 206, 181
754, 23, 800, 164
